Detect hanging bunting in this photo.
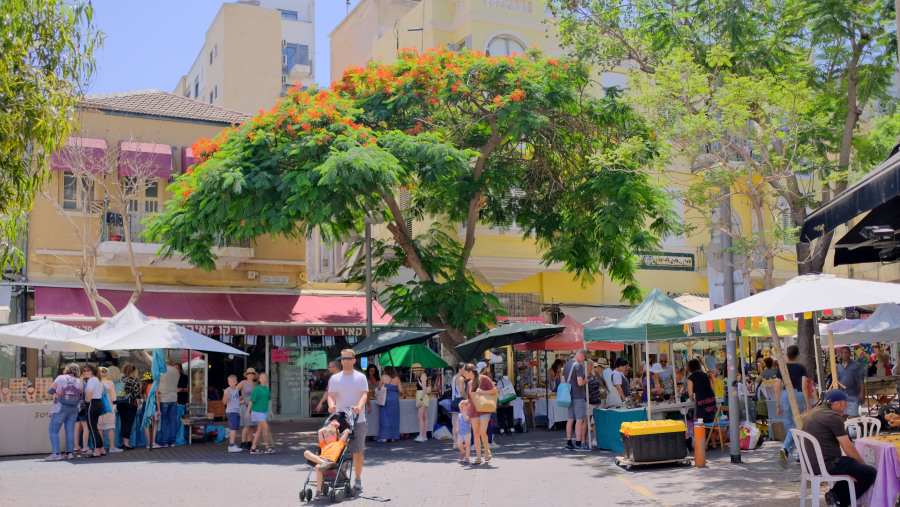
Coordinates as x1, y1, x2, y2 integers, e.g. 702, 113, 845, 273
693, 322, 702, 334
822, 309, 833, 315
299, 336, 311, 347
752, 317, 761, 329
244, 335, 257, 346
775, 315, 785, 322
323, 336, 335, 347
220, 334, 233, 344
706, 321, 715, 333
803, 312, 813, 320
738, 318, 747, 331
272, 336, 285, 347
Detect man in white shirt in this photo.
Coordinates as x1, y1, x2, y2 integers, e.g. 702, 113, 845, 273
657, 353, 675, 400
328, 349, 369, 492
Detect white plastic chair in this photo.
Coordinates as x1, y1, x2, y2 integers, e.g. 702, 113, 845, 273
790, 429, 857, 507
844, 416, 881, 439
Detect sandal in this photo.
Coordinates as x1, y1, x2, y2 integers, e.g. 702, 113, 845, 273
265, 448, 276, 454
249, 448, 263, 455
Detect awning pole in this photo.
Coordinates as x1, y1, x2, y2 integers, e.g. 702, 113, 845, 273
645, 331, 651, 422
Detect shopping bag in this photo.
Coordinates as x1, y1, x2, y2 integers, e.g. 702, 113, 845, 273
375, 386, 387, 406
100, 385, 113, 415
498, 381, 517, 405
556, 383, 572, 408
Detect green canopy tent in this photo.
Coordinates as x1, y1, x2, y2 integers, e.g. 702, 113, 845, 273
585, 288, 722, 422
352, 327, 444, 357
379, 343, 448, 370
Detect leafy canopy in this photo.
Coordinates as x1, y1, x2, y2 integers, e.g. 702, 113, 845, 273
147, 47, 677, 344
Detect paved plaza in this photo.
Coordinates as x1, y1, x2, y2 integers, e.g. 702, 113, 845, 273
0, 422, 802, 507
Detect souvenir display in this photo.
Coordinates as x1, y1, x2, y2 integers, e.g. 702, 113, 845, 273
0, 387, 10, 403
8, 378, 27, 402
24, 386, 36, 403
34, 377, 54, 402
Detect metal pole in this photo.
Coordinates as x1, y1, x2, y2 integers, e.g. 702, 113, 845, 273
365, 218, 374, 338
721, 196, 741, 463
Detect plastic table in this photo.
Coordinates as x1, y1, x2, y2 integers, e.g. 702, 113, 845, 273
856, 436, 900, 507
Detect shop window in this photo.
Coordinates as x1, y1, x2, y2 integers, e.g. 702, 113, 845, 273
60, 171, 94, 211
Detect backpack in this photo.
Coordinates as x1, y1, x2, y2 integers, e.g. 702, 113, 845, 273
57, 377, 84, 407
587, 376, 607, 405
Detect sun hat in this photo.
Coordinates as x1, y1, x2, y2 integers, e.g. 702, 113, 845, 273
244, 367, 258, 377
475, 361, 488, 372
411, 363, 423, 370
596, 358, 609, 367
648, 363, 664, 374
142, 372, 153, 381
99, 366, 109, 377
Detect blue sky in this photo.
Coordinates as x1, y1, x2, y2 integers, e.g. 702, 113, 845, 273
86, 0, 361, 95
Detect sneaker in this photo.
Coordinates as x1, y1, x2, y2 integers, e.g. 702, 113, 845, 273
778, 448, 788, 469
108, 447, 123, 453
564, 443, 575, 451
580, 443, 592, 451
317, 459, 335, 470
353, 478, 362, 492
228, 445, 243, 453
44, 454, 62, 461
64, 453, 74, 460
414, 435, 427, 442
151, 443, 162, 449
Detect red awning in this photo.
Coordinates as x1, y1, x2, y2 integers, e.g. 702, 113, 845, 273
34, 287, 392, 337
514, 315, 624, 351
118, 141, 173, 179
181, 146, 195, 174
50, 137, 108, 173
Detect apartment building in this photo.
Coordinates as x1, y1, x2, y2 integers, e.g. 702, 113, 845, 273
173, 0, 315, 115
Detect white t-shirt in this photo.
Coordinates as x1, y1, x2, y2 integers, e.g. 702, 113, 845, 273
328, 370, 369, 423
157, 367, 180, 403
86, 377, 102, 399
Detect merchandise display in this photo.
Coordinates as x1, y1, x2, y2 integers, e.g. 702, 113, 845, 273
34, 377, 53, 402
8, 378, 26, 402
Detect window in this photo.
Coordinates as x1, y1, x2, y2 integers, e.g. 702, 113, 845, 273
209, 91, 213, 103
60, 171, 94, 211
214, 85, 218, 99
487, 35, 525, 57
122, 177, 163, 243
278, 9, 298, 20
193, 78, 199, 100
209, 51, 213, 65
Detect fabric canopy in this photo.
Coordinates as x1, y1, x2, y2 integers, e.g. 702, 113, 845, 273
0, 319, 92, 352
832, 195, 900, 265
682, 274, 900, 323
832, 303, 900, 344
514, 316, 624, 351
455, 322, 566, 361
72, 304, 247, 355
352, 327, 443, 357
585, 288, 719, 342
379, 343, 447, 368
800, 149, 900, 243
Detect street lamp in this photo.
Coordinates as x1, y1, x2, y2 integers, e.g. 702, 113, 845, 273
365, 217, 374, 337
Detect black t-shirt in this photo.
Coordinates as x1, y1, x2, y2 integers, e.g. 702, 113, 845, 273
177, 373, 189, 405
802, 404, 847, 474
775, 363, 808, 391
688, 371, 715, 400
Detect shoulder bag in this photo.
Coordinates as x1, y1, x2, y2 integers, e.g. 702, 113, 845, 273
556, 363, 576, 408
498, 379, 517, 405
100, 382, 113, 415
375, 385, 387, 406
471, 390, 497, 412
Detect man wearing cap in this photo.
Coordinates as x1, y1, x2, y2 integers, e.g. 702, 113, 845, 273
328, 349, 369, 492
562, 349, 588, 451
802, 390, 876, 506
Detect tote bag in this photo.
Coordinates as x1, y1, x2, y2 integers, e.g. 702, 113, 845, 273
498, 379, 517, 405
100, 384, 113, 415
471, 391, 497, 412
556, 363, 576, 408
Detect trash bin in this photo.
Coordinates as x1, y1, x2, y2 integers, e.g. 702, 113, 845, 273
620, 420, 687, 462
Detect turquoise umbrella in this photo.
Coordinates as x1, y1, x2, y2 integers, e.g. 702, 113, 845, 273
379, 344, 447, 369
141, 348, 166, 451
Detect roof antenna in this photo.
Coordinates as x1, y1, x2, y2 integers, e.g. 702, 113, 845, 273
347, 0, 351, 14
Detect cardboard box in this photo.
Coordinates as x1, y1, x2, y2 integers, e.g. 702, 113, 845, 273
769, 421, 786, 441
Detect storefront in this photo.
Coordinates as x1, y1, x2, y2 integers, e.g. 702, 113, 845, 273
31, 287, 392, 419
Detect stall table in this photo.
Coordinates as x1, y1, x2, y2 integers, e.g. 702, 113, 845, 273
0, 403, 55, 456
365, 398, 437, 438
594, 407, 647, 453
856, 436, 900, 507
533, 397, 570, 428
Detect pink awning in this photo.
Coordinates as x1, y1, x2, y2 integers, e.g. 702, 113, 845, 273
50, 137, 108, 173
181, 146, 195, 174
118, 141, 173, 178
34, 287, 392, 337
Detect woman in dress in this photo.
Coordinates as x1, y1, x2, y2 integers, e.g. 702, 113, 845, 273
118, 363, 141, 450
413, 363, 430, 442
685, 358, 716, 423
46, 364, 83, 461
235, 367, 258, 449
378, 366, 401, 442
461, 363, 497, 464
83, 363, 106, 458
96, 367, 122, 453
141, 373, 161, 448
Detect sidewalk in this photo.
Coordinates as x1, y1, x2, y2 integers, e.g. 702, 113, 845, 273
0, 422, 802, 506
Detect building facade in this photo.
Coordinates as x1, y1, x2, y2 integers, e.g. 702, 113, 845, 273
173, 0, 315, 115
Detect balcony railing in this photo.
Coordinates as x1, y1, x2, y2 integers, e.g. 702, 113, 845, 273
103, 208, 249, 248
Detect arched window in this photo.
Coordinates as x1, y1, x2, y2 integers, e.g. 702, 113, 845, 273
486, 35, 525, 57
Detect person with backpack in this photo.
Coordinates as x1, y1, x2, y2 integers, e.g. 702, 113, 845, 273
46, 364, 84, 461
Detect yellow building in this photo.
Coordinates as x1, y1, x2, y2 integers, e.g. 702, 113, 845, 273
326, 0, 801, 324
17, 90, 388, 419
173, 0, 316, 115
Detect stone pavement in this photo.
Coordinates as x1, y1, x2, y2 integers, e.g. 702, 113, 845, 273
0, 421, 804, 507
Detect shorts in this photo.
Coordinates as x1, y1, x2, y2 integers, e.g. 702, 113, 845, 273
567, 398, 587, 420
450, 397, 464, 413
226, 411, 240, 431
250, 411, 268, 422
477, 414, 491, 420
348, 421, 366, 455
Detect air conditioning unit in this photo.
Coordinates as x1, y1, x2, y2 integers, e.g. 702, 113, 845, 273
281, 54, 288, 66
281, 39, 287, 49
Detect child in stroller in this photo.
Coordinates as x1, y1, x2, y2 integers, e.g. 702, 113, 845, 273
300, 409, 356, 502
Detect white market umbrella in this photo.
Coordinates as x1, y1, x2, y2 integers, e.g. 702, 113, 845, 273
72, 304, 247, 355
683, 274, 900, 426
0, 319, 93, 353
832, 303, 900, 344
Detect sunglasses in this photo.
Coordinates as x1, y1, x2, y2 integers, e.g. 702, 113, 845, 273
340, 357, 354, 361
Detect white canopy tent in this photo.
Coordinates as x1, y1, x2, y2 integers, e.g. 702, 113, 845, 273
832, 303, 900, 345
1, 319, 92, 353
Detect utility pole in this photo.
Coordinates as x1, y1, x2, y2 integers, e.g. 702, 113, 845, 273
721, 196, 741, 463
364, 217, 374, 338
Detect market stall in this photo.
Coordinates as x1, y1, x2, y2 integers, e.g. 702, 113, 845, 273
365, 397, 438, 437
533, 396, 570, 427
593, 407, 647, 452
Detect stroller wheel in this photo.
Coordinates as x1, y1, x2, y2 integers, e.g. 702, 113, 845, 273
299, 490, 305, 502
329, 489, 337, 503
344, 484, 352, 497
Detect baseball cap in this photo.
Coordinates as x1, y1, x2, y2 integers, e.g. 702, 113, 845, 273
824, 390, 848, 403
476, 361, 487, 372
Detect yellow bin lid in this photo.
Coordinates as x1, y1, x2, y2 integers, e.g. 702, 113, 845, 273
620, 420, 687, 436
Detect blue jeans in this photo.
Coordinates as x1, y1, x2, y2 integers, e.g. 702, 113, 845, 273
844, 399, 860, 417
49, 404, 80, 454
159, 402, 178, 445
780, 389, 805, 455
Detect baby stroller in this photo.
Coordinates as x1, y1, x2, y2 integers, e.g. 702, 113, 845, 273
299, 409, 357, 503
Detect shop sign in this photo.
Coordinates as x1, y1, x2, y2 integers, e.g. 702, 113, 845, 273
181, 323, 248, 335
637, 252, 695, 271
271, 349, 290, 363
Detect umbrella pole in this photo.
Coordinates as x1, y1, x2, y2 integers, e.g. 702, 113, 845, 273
768, 321, 802, 429
645, 333, 651, 422
828, 330, 841, 390
812, 315, 825, 398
